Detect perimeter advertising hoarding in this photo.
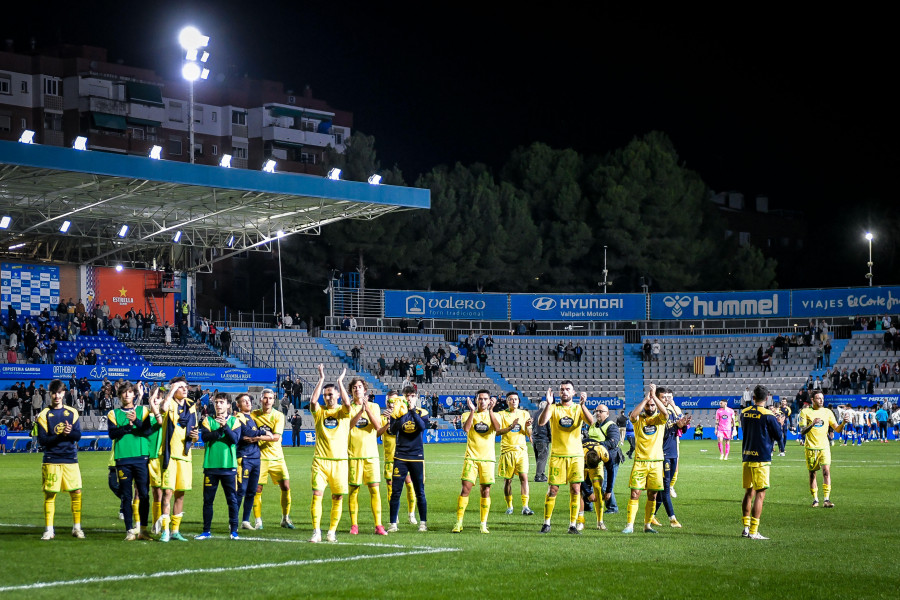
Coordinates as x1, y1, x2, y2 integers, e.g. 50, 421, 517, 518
384, 290, 507, 320
0, 364, 277, 383
823, 395, 897, 408
650, 290, 790, 320
791, 287, 900, 318
510, 293, 645, 321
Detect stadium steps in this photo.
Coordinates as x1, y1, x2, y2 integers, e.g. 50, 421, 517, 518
623, 343, 644, 409
481, 365, 531, 408
313, 336, 388, 394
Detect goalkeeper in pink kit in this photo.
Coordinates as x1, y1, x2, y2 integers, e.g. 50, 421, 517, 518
716, 400, 736, 460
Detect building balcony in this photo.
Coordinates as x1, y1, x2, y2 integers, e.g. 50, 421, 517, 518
262, 125, 335, 149
79, 96, 129, 116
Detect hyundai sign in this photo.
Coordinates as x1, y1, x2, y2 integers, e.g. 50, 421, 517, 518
510, 294, 645, 321
384, 290, 507, 320
792, 286, 900, 318
650, 290, 790, 320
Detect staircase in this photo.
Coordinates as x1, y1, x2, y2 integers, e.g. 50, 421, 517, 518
314, 336, 388, 394
623, 343, 645, 410
482, 365, 530, 407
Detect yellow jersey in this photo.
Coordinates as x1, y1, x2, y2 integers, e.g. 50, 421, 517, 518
314, 405, 351, 460
348, 403, 381, 459
632, 410, 668, 461
463, 410, 497, 462
163, 399, 197, 462
251, 408, 285, 461
548, 403, 585, 457
499, 408, 531, 454
799, 407, 838, 450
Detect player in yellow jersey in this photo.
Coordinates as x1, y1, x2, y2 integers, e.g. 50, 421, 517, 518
798, 391, 849, 508
377, 391, 421, 526
250, 388, 294, 530
309, 364, 352, 543
578, 439, 610, 531
497, 391, 534, 516
452, 391, 505, 534
622, 383, 669, 534
158, 376, 199, 542
343, 378, 387, 536
537, 380, 595, 535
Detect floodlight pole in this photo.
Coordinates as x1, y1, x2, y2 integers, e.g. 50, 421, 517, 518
866, 233, 874, 287
278, 236, 285, 320
188, 80, 195, 164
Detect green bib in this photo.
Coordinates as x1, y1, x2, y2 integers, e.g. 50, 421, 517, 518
203, 415, 238, 470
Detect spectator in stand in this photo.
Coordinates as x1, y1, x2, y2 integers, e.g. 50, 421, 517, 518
415, 360, 425, 383
528, 319, 537, 335
348, 315, 357, 331
291, 413, 302, 447
416, 319, 425, 333
477, 348, 488, 372
564, 342, 574, 362
651, 340, 661, 362
220, 327, 232, 357
574, 344, 583, 363
822, 372, 832, 395
398, 318, 408, 332
200, 318, 209, 343
209, 322, 218, 349
839, 370, 850, 395
726, 352, 735, 373
849, 368, 859, 393
761, 352, 771, 374
377, 354, 387, 376
642, 340, 652, 361
163, 321, 172, 346
350, 346, 361, 371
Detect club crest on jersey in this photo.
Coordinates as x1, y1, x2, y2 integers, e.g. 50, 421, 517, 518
356, 417, 369, 428
63, 410, 70, 417
324, 417, 339, 429
54, 422, 66, 434
402, 421, 417, 433
643, 425, 657, 435
559, 416, 574, 428
511, 424, 521, 433
474, 422, 490, 434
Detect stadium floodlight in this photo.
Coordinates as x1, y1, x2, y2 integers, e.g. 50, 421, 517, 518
180, 26, 210, 164
326, 168, 342, 180
226, 235, 235, 247
18, 130, 35, 144
200, 68, 210, 80
219, 154, 232, 168
179, 26, 209, 51
263, 159, 277, 173
149, 145, 163, 159
115, 264, 124, 272
173, 231, 182, 243
59, 220, 71, 233
185, 48, 198, 61
200, 51, 210, 63
0, 216, 10, 229
865, 232, 875, 286
276, 230, 285, 238
182, 62, 201, 82
865, 232, 874, 241
117, 225, 129, 238
9, 243, 25, 250
73, 136, 88, 151
367, 174, 382, 185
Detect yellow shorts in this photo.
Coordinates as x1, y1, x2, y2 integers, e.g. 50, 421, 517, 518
629, 460, 664, 491
805, 447, 830, 472
497, 447, 529, 479
461, 459, 495, 485
549, 455, 585, 486
42, 463, 82, 493
742, 462, 771, 490
161, 458, 192, 491
259, 458, 290, 485
311, 458, 348, 495
148, 457, 162, 488
349, 457, 380, 486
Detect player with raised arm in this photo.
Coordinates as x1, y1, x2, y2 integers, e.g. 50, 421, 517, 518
250, 388, 294, 530
387, 385, 430, 532
716, 399, 736, 460
537, 381, 595, 535
498, 391, 534, 516
37, 379, 84, 540
452, 391, 505, 534
158, 376, 199, 542
799, 391, 849, 508
740, 384, 785, 540
309, 364, 352, 543
344, 379, 387, 536
196, 392, 242, 540
652, 388, 690, 529
234, 392, 262, 531
622, 382, 669, 534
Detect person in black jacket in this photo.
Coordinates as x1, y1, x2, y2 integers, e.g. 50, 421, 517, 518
531, 401, 551, 482
386, 386, 429, 532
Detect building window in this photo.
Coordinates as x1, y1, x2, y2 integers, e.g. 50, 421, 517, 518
20, 118, 27, 130
168, 137, 182, 156
43, 78, 60, 96
211, 144, 218, 155
130, 128, 144, 140
0, 115, 10, 132
738, 231, 751, 247
232, 111, 246, 126
302, 119, 315, 132
21, 80, 28, 93
168, 101, 183, 122
232, 146, 247, 159
300, 152, 317, 164
43, 113, 62, 131
193, 143, 202, 157
211, 111, 217, 123
0, 76, 10, 95
194, 106, 203, 124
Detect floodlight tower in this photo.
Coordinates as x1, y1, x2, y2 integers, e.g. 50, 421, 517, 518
179, 26, 210, 164
865, 232, 874, 286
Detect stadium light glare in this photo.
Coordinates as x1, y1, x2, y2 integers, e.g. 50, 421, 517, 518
865, 232, 875, 286
263, 159, 277, 173
9, 243, 26, 250
200, 68, 210, 80
173, 231, 182, 243
185, 48, 198, 61
59, 220, 71, 233
182, 62, 201, 82
219, 154, 232, 168
18, 130, 35, 144
149, 145, 163, 159
276, 230, 285, 238
179, 26, 209, 51
0, 216, 10, 229
117, 225, 129, 238
226, 235, 235, 247
367, 174, 382, 185
326, 168, 342, 180
200, 51, 210, 63
115, 264, 124, 272
73, 136, 88, 151
865, 232, 874, 241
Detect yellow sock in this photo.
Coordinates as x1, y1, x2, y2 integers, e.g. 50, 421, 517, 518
406, 481, 416, 515
480, 498, 490, 524
456, 496, 469, 523
370, 487, 382, 527
597, 497, 605, 526
329, 497, 343, 531
671, 470, 679, 487
43, 491, 56, 528
644, 499, 655, 525
281, 488, 291, 517
70, 491, 82, 526
521, 494, 529, 509
544, 495, 556, 520
386, 480, 392, 502
253, 491, 262, 520
626, 498, 639, 525
505, 494, 513, 509
577, 513, 585, 525
811, 487, 818, 502
171, 513, 183, 533
749, 517, 760, 535
132, 496, 140, 526
152, 501, 161, 526
161, 513, 170, 533
742, 515, 751, 528
311, 494, 324, 529
569, 494, 579, 524
822, 484, 831, 500
349, 487, 360, 526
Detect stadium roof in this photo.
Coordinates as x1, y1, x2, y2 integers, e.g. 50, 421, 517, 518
0, 140, 429, 271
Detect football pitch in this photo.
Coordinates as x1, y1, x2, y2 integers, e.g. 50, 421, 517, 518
1, 441, 897, 599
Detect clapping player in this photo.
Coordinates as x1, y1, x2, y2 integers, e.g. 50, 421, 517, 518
453, 392, 503, 534
158, 376, 199, 542
622, 383, 669, 534
498, 392, 534, 516
196, 393, 242, 540
344, 380, 387, 536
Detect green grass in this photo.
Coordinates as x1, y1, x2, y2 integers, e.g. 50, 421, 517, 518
1, 440, 898, 599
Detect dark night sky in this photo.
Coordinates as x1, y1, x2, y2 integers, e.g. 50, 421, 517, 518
4, 4, 898, 238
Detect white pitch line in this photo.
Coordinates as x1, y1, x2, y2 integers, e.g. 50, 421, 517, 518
0, 547, 461, 593
238, 536, 438, 550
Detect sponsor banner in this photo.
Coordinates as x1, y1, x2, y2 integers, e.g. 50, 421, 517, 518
0, 364, 276, 383
674, 396, 742, 409
439, 395, 475, 409
510, 293, 645, 321
424, 428, 468, 443
1, 262, 60, 316
823, 394, 897, 408
94, 266, 175, 323
791, 287, 900, 318
650, 290, 790, 320
583, 397, 624, 410
384, 290, 507, 320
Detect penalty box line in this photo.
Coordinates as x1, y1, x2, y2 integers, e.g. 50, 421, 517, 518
0, 546, 461, 593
